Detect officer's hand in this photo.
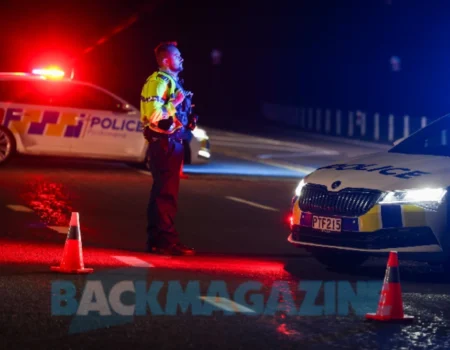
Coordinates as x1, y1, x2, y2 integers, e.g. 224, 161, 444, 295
187, 114, 198, 131
157, 116, 174, 131
172, 91, 185, 107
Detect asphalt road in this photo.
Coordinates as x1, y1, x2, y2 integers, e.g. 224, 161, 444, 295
1, 129, 450, 349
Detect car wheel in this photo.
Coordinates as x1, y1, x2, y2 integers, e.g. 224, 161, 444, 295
310, 249, 368, 271
0, 127, 16, 166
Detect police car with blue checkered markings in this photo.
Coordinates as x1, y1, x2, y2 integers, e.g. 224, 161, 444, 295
0, 68, 210, 167
289, 113, 450, 270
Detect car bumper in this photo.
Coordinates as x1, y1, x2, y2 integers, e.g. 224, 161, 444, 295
289, 197, 448, 260
288, 225, 442, 253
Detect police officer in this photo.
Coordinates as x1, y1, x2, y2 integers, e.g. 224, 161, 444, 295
140, 41, 196, 255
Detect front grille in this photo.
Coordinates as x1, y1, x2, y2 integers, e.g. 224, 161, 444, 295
299, 184, 382, 217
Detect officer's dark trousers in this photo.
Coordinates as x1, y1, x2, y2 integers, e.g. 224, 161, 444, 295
146, 138, 184, 248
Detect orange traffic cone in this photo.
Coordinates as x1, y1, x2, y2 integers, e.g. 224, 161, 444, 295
51, 212, 93, 274
365, 251, 413, 323
180, 159, 188, 179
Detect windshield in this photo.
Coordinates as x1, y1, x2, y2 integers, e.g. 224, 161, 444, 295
389, 114, 450, 157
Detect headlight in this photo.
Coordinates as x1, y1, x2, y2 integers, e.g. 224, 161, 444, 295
295, 179, 306, 197
379, 188, 447, 210
192, 128, 208, 140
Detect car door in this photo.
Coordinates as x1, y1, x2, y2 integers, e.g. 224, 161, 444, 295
57, 82, 147, 161
0, 79, 74, 154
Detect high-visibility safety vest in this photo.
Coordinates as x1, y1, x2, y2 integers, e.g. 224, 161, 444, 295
140, 70, 183, 135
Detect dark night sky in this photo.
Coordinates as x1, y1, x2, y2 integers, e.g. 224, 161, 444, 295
0, 0, 450, 125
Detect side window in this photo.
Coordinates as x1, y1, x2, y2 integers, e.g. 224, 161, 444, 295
423, 129, 449, 148
442, 129, 449, 146
391, 116, 450, 156
34, 80, 73, 106
35, 81, 123, 111
0, 79, 122, 111
0, 80, 52, 105
64, 84, 123, 111
0, 80, 20, 102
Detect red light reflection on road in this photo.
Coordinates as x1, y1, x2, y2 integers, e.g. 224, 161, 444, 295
21, 178, 75, 226
0, 239, 290, 281
276, 323, 302, 337
144, 255, 289, 279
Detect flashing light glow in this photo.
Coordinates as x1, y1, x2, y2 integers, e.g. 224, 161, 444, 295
192, 128, 208, 140
32, 67, 65, 78
198, 150, 211, 159
288, 215, 294, 228
379, 188, 447, 205
380, 188, 447, 204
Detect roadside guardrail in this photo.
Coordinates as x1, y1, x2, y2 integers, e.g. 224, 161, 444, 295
261, 102, 438, 145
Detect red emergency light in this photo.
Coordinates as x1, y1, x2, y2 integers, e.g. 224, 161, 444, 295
32, 67, 65, 78
287, 214, 294, 229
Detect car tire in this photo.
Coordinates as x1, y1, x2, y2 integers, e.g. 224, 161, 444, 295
309, 248, 368, 271
0, 127, 16, 166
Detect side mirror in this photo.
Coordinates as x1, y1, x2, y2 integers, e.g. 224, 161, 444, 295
393, 137, 406, 146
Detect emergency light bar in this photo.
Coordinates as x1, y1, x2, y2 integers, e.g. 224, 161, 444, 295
32, 67, 65, 78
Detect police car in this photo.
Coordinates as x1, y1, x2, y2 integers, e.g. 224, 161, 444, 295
0, 68, 211, 168
289, 113, 450, 270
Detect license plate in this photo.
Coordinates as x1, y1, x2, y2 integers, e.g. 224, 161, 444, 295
312, 216, 342, 232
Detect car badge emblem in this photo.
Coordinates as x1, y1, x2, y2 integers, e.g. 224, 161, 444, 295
331, 181, 341, 189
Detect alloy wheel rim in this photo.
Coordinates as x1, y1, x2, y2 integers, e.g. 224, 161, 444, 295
0, 130, 11, 162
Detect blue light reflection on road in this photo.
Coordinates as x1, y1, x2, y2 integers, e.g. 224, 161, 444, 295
182, 156, 309, 178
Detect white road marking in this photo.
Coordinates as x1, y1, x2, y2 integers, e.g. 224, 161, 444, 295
7, 205, 33, 213
210, 131, 336, 153
257, 150, 338, 159
225, 196, 279, 212
215, 150, 317, 174
212, 140, 317, 152
48, 226, 69, 234
199, 296, 256, 313
112, 256, 154, 268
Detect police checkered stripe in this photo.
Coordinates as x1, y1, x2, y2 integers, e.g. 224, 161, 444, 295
141, 96, 164, 103
358, 204, 428, 232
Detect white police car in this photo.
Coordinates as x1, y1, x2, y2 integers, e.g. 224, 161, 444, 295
0, 68, 211, 167
289, 113, 450, 270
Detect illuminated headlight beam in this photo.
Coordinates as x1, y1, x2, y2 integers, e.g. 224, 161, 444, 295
379, 188, 447, 210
